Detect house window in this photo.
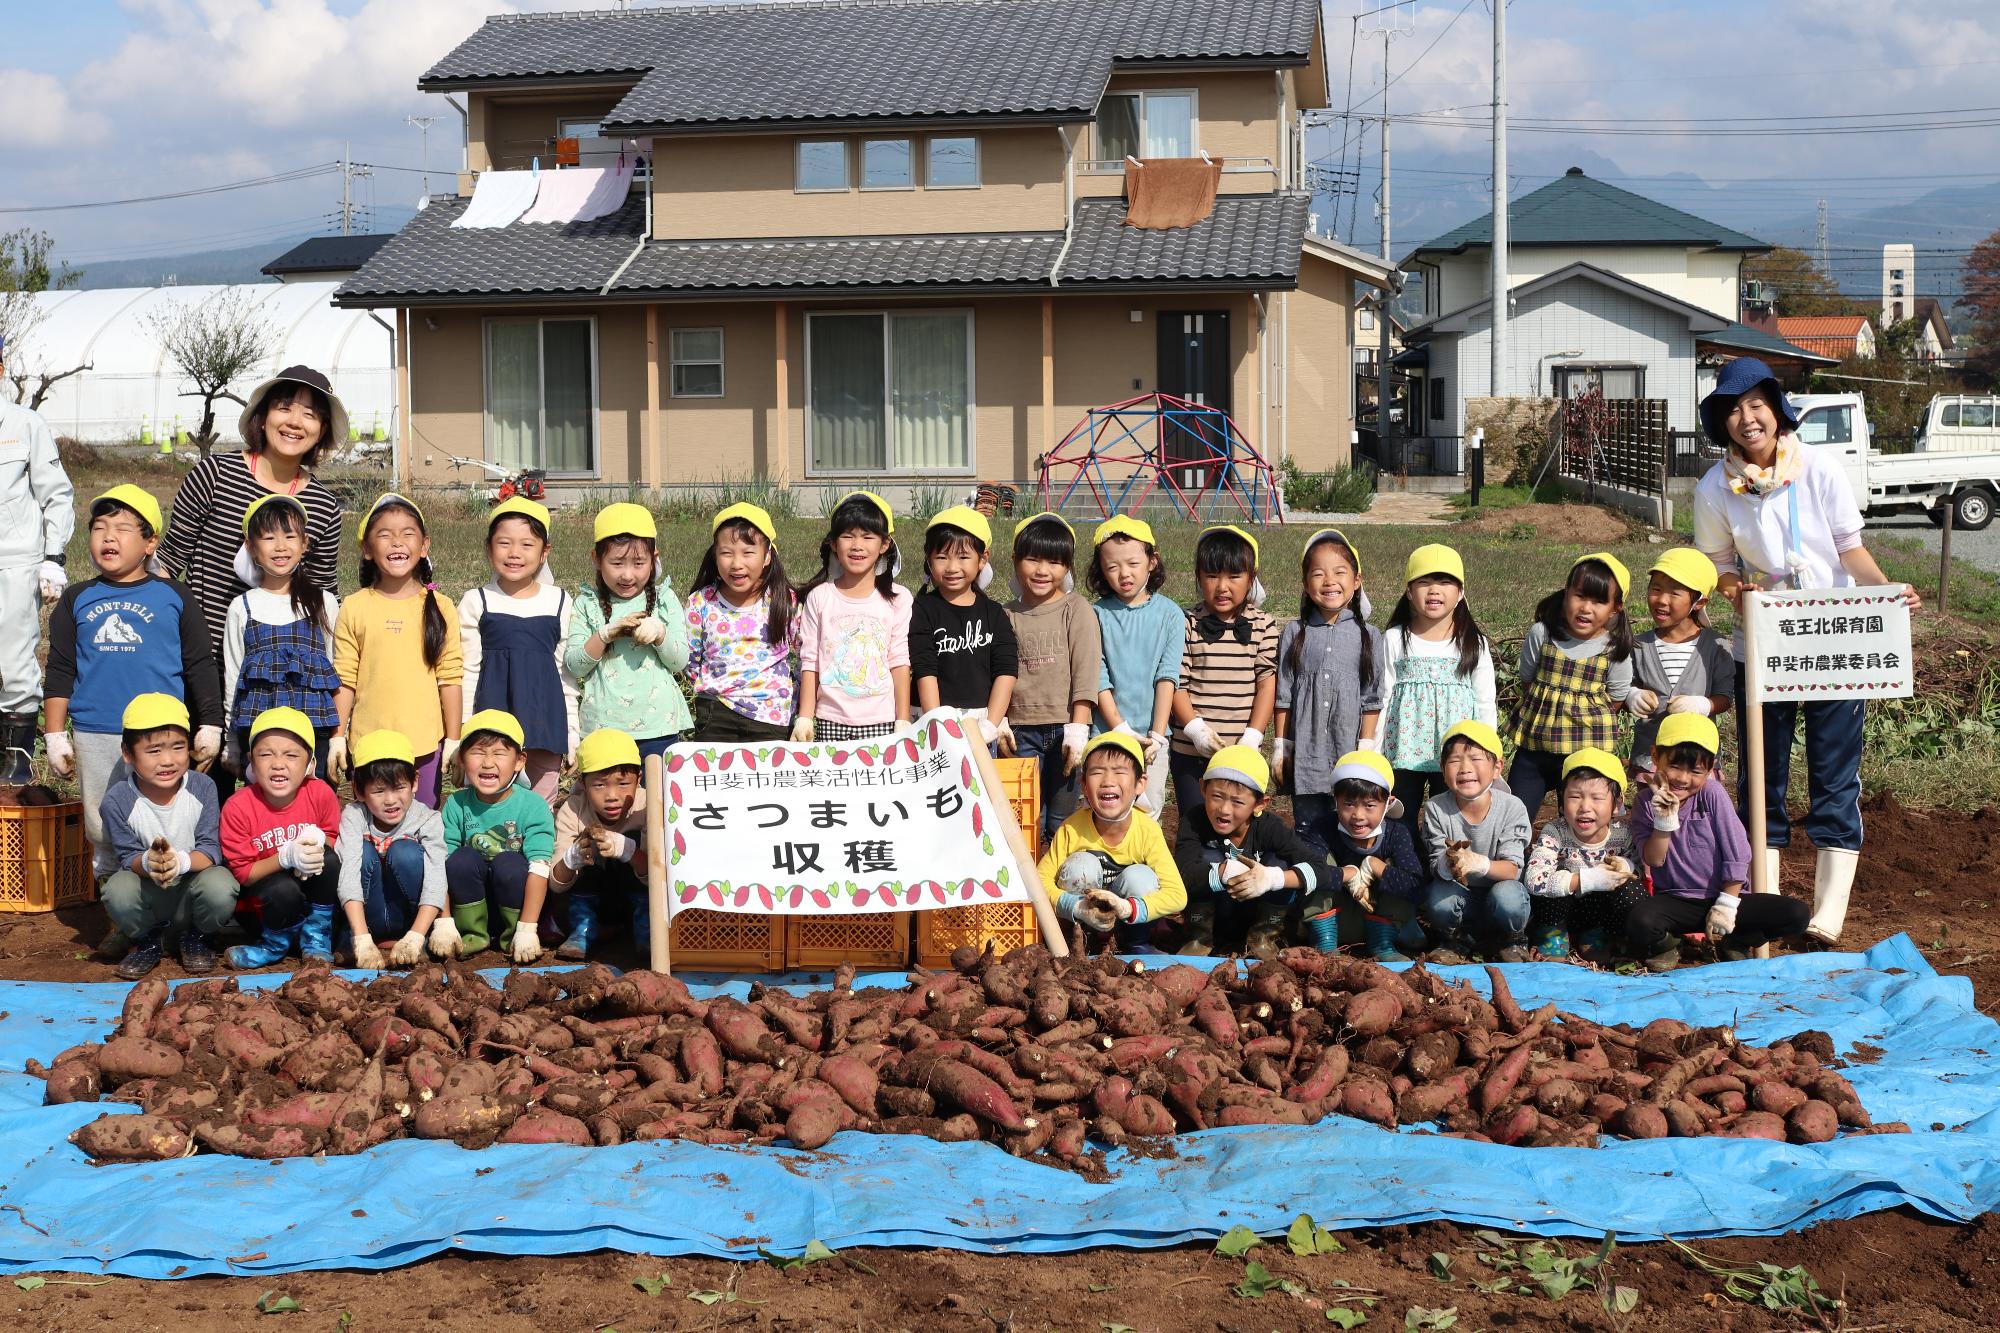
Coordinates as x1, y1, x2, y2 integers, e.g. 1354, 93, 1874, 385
926, 136, 980, 188
807, 311, 974, 473
1890, 268, 1905, 280
558, 118, 602, 141
1429, 377, 1446, 423
1359, 307, 1376, 332
670, 328, 724, 398
861, 138, 913, 189
1555, 366, 1645, 400
1891, 283, 1905, 297
1890, 301, 1903, 322
485, 316, 596, 475
1096, 89, 1197, 160
796, 140, 848, 191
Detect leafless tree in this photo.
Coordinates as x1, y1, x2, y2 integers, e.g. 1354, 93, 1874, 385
146, 290, 277, 456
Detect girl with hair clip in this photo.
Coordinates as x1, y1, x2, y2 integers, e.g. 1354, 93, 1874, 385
1089, 514, 1181, 818
1001, 512, 1101, 842
685, 501, 798, 744
1627, 548, 1733, 781
330, 495, 462, 807
1272, 528, 1384, 853
794, 490, 911, 744
1508, 552, 1635, 819
458, 496, 579, 803
221, 493, 339, 777
1170, 524, 1278, 818
909, 505, 1016, 746
564, 503, 691, 762
1378, 543, 1495, 839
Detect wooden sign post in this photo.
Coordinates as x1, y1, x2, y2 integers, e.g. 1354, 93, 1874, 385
644, 751, 672, 974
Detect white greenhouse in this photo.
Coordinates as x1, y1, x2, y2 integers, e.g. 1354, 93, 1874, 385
7, 283, 394, 448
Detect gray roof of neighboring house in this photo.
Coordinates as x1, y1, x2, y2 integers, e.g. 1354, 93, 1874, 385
1405, 167, 1769, 262
334, 191, 1322, 304
418, 0, 1321, 131
1404, 261, 1733, 340
1700, 321, 1841, 366
260, 234, 395, 277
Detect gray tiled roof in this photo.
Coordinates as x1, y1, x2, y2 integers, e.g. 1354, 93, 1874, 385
1407, 168, 1769, 260
418, 0, 1320, 130
335, 191, 1318, 304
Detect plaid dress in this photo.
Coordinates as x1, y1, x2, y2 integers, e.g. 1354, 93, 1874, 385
235, 612, 340, 730
1510, 639, 1615, 755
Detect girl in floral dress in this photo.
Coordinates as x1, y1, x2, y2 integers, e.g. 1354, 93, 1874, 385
685, 502, 798, 743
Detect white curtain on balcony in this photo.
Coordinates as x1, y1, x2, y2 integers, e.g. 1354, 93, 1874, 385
890, 314, 969, 470
486, 320, 540, 470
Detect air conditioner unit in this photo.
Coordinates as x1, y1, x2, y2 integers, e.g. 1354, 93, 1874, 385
1743, 281, 1766, 302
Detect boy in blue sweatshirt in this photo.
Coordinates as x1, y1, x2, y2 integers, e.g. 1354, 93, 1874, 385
1300, 749, 1426, 961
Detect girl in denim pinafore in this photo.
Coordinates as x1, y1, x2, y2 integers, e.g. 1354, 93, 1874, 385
222, 494, 339, 776
458, 497, 577, 803
1507, 553, 1635, 820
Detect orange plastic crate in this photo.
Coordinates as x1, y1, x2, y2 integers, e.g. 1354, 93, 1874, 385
785, 911, 912, 971
0, 801, 93, 913
668, 908, 786, 972
915, 757, 1042, 968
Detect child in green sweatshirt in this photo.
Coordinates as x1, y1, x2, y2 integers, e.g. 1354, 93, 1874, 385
442, 708, 555, 962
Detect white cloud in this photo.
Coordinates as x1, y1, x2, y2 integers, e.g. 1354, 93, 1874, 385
0, 68, 111, 148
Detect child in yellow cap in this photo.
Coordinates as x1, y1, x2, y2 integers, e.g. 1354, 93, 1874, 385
1295, 750, 1425, 962
686, 502, 798, 743
1508, 552, 1636, 818
911, 507, 1017, 744
1171, 744, 1329, 958
1273, 528, 1383, 851
1378, 543, 1495, 841
1170, 525, 1277, 817
548, 728, 651, 960
441, 709, 556, 962
1522, 748, 1641, 960
460, 496, 578, 802
1087, 515, 1180, 818
565, 502, 690, 763
1038, 731, 1185, 951
1418, 722, 1533, 962
1002, 512, 1100, 840
221, 707, 343, 968
794, 491, 910, 744
334, 729, 448, 968
1627, 548, 1734, 778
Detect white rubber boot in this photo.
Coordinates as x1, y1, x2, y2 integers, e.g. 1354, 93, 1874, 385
1756, 846, 1783, 895
1806, 848, 1859, 946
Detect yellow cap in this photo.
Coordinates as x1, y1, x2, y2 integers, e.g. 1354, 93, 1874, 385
92, 485, 164, 537
1081, 730, 1147, 772
1330, 749, 1394, 791
1013, 511, 1074, 543
1573, 551, 1631, 600
351, 730, 417, 769
1561, 747, 1628, 790
839, 490, 895, 535
240, 492, 307, 539
1441, 719, 1505, 763
489, 495, 551, 535
576, 728, 642, 774
1649, 547, 1718, 599
358, 493, 425, 546
928, 505, 993, 549
1404, 543, 1466, 585
1303, 528, 1362, 576
594, 502, 657, 544
1203, 744, 1271, 795
121, 692, 189, 734
1655, 713, 1721, 755
249, 706, 316, 752
1200, 523, 1259, 564
712, 502, 776, 544
1093, 515, 1156, 548
461, 709, 526, 749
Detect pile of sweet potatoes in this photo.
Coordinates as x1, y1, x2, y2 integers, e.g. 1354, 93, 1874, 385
36, 946, 1904, 1172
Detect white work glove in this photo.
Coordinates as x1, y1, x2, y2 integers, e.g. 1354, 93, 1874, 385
439, 737, 461, 773
1110, 720, 1143, 748
143, 844, 191, 888
1649, 786, 1683, 832
1346, 857, 1380, 912
994, 716, 1017, 757
965, 708, 998, 748
193, 725, 223, 768
1143, 730, 1167, 765
1086, 887, 1137, 922
1270, 737, 1291, 785
1239, 726, 1264, 751
42, 731, 74, 778
327, 735, 349, 783
1626, 688, 1661, 719
1445, 845, 1490, 885
1223, 859, 1286, 901
511, 919, 543, 964
388, 930, 428, 966
591, 826, 636, 863
38, 561, 66, 605
221, 733, 243, 776
1545, 870, 1579, 896
562, 840, 593, 871
351, 935, 386, 970
1182, 717, 1221, 756
1070, 893, 1117, 933
1578, 856, 1635, 893
427, 915, 463, 959
631, 615, 668, 646
1060, 722, 1088, 774
1705, 892, 1740, 939
791, 717, 816, 743
1667, 695, 1713, 716
1357, 735, 1381, 753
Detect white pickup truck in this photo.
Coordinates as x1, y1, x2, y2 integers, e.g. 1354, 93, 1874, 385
1791, 393, 2000, 531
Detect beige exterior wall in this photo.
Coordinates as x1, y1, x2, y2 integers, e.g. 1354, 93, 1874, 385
1076, 70, 1282, 198
651, 127, 1067, 239
465, 87, 636, 174
1288, 253, 1361, 471
1427, 246, 1744, 322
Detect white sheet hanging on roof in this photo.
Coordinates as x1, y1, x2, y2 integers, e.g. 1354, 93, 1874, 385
518, 167, 607, 224
451, 170, 541, 229
571, 151, 638, 222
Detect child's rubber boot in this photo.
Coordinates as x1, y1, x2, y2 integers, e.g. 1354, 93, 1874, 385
1495, 936, 1534, 964
1365, 915, 1410, 963
1644, 944, 1682, 973
557, 891, 600, 961
1176, 899, 1217, 956
1534, 921, 1570, 959
1242, 908, 1287, 962
1426, 932, 1475, 966
630, 895, 652, 955
1305, 908, 1341, 953
225, 917, 299, 970
494, 905, 525, 958
116, 927, 167, 980
451, 900, 492, 955
1574, 927, 1608, 960
298, 903, 336, 966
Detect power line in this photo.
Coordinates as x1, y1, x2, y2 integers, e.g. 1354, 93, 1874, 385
1382, 0, 1478, 95
0, 164, 338, 214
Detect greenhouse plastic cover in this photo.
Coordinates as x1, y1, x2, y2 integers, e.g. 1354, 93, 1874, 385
1, 934, 1995, 1277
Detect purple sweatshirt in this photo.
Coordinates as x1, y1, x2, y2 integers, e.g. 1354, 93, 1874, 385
1629, 776, 1750, 902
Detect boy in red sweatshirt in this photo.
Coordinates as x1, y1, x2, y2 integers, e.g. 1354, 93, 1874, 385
221, 706, 342, 968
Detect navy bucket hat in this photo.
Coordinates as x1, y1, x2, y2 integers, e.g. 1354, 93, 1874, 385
1699, 357, 1799, 448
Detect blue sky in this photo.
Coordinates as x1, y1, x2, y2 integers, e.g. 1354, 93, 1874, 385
3, 0, 1997, 276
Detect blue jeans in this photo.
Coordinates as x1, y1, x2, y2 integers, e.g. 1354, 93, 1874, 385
638, 733, 679, 764
359, 839, 428, 938
1422, 877, 1531, 940
446, 847, 528, 911
1734, 666, 1864, 852
1010, 722, 1076, 842
1505, 748, 1567, 824
1168, 747, 1209, 816
1054, 853, 1163, 951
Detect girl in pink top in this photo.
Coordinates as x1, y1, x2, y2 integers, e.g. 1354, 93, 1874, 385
793, 491, 911, 743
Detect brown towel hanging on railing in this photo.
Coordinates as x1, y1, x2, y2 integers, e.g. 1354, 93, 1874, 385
1122, 157, 1223, 229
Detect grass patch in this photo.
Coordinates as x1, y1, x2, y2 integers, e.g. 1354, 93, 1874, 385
1444, 478, 1568, 515
1278, 458, 1376, 514
1874, 535, 2000, 629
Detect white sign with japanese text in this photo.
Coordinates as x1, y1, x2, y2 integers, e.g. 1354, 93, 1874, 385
661, 709, 1028, 916
1746, 587, 1914, 702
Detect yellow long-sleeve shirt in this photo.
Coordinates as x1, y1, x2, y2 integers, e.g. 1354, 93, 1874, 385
333, 587, 463, 754
1037, 808, 1187, 922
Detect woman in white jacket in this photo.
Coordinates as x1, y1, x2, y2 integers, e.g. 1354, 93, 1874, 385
0, 336, 76, 784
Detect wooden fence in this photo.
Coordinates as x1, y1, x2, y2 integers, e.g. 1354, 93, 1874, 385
1558, 393, 1669, 498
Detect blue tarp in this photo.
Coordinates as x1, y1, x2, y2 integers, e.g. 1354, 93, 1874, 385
0, 935, 1994, 1277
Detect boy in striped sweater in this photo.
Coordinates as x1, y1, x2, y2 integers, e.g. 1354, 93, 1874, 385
1170, 525, 1278, 815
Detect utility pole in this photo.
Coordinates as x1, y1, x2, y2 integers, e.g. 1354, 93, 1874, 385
406, 115, 440, 200
338, 142, 374, 235
1378, 33, 1394, 450
1816, 199, 1829, 275
1490, 0, 1508, 409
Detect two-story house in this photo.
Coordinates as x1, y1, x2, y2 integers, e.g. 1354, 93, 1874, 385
335, 0, 1393, 495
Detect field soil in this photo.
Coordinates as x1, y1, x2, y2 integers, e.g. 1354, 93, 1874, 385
1462, 501, 1635, 544
3, 798, 1996, 1331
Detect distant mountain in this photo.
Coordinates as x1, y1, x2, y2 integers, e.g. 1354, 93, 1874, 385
70, 209, 415, 289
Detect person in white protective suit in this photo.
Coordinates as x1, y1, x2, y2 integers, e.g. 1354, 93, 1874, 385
0, 336, 77, 783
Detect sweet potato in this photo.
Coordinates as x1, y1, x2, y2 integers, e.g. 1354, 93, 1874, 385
1397, 1075, 1470, 1124
398, 992, 461, 1044
784, 1095, 847, 1150
816, 1055, 880, 1118
1343, 988, 1402, 1038
1534, 1078, 1590, 1117
1480, 1044, 1535, 1116
72, 1112, 193, 1162
215, 1021, 287, 1072
1106, 1034, 1178, 1073
1662, 1100, 1706, 1138
119, 976, 171, 1036
1485, 1103, 1541, 1145
348, 1013, 419, 1063
706, 1003, 783, 1063
1150, 964, 1210, 1012
1340, 1078, 1397, 1127
918, 1057, 1037, 1133
1612, 1103, 1669, 1140
246, 1091, 348, 1131
605, 970, 710, 1020
1116, 1093, 1176, 1137
1786, 1099, 1840, 1145
97, 1036, 185, 1085
1246, 960, 1303, 1013
1585, 1093, 1628, 1125
678, 1026, 725, 1096
1725, 1111, 1788, 1141
1191, 988, 1241, 1049
1752, 1081, 1809, 1116
413, 1092, 525, 1146
501, 1109, 594, 1146
43, 1059, 102, 1105
877, 1084, 935, 1119
195, 1121, 321, 1159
